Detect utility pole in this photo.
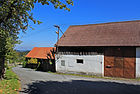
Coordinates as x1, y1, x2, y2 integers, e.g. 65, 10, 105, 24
54, 25, 60, 54
54, 25, 65, 55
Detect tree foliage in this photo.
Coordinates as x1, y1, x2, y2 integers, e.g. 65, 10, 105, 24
0, 0, 73, 79
0, 0, 73, 32
5, 33, 21, 63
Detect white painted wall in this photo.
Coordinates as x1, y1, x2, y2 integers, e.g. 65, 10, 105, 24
136, 47, 140, 77
56, 54, 104, 76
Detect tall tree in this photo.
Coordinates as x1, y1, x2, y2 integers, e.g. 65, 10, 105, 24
0, 0, 73, 79
5, 34, 20, 64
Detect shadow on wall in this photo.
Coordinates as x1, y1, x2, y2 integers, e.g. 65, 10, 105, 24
20, 80, 140, 94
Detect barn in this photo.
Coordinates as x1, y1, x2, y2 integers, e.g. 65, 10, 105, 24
56, 20, 140, 79
26, 47, 56, 72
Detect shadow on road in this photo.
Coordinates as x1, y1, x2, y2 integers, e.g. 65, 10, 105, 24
20, 80, 140, 94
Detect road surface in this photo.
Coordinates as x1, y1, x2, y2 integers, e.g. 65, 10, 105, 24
13, 66, 140, 94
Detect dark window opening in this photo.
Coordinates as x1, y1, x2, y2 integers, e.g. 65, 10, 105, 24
61, 60, 65, 66
77, 59, 83, 64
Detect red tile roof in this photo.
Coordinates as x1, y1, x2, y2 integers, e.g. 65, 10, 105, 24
25, 47, 56, 59
58, 20, 140, 46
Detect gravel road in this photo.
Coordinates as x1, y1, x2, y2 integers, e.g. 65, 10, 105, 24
13, 66, 140, 94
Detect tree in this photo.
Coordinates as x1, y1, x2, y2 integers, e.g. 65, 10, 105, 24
5, 35, 20, 64
0, 26, 20, 79
0, 0, 73, 79
46, 48, 55, 59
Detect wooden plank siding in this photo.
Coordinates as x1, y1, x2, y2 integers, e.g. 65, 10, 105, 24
104, 47, 136, 78
58, 46, 104, 55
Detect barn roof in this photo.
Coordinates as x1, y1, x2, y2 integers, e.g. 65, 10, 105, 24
25, 47, 55, 59
58, 20, 140, 46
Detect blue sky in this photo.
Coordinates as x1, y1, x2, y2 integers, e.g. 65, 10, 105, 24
16, 0, 140, 50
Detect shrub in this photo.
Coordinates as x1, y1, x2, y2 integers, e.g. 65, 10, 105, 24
4, 64, 10, 69
22, 61, 26, 68
27, 58, 38, 64
26, 58, 40, 69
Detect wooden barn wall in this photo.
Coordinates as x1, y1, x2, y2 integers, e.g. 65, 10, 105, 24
57, 46, 136, 78
104, 47, 136, 79
58, 46, 104, 55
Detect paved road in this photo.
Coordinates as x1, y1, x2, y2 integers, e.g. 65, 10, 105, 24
13, 66, 140, 94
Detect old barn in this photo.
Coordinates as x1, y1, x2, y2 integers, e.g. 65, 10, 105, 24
26, 47, 56, 72
56, 20, 140, 79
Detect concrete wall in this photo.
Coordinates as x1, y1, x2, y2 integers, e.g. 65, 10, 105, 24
136, 47, 140, 77
56, 54, 104, 76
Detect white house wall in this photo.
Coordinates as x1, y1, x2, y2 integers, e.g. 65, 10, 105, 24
56, 54, 104, 76
136, 47, 140, 77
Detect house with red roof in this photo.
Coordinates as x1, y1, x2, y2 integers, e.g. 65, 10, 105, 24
26, 47, 56, 72
56, 20, 140, 79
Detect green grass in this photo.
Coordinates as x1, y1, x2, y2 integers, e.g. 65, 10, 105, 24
53, 72, 140, 82
0, 68, 21, 94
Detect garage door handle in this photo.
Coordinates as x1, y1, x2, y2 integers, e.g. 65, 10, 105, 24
106, 65, 111, 68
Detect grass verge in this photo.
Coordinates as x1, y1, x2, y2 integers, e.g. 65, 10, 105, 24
0, 68, 21, 94
53, 72, 140, 82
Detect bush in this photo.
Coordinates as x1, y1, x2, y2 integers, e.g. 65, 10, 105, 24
26, 58, 40, 69
4, 64, 10, 70
22, 61, 26, 68
27, 58, 38, 64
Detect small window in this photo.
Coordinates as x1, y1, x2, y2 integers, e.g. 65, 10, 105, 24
61, 60, 65, 66
77, 59, 83, 64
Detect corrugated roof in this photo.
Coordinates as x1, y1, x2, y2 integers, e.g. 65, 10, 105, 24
25, 47, 56, 59
57, 20, 140, 46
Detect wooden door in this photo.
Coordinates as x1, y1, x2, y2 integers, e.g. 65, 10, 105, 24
123, 48, 136, 78
104, 48, 114, 77
104, 47, 136, 78
113, 57, 124, 77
